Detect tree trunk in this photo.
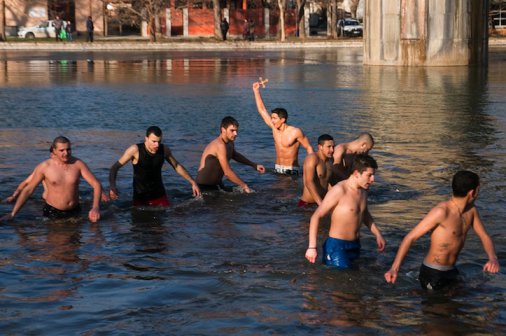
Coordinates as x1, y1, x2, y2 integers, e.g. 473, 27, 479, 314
277, 0, 285, 41
213, 0, 221, 39
331, 0, 337, 38
296, 0, 306, 39
0, 0, 5, 42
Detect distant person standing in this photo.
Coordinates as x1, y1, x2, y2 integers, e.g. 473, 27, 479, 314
220, 18, 229, 41
54, 16, 63, 42
242, 19, 250, 40
66, 21, 73, 41
86, 16, 94, 42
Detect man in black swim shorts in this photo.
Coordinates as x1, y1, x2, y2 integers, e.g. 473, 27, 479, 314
385, 171, 500, 290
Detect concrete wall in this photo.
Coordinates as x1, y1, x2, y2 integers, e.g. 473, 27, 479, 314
364, 0, 489, 66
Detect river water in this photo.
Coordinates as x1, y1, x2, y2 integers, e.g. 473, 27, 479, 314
0, 48, 505, 334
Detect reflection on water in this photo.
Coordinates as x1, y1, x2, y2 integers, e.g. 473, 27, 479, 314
0, 49, 505, 334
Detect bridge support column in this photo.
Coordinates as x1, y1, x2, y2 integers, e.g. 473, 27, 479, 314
363, 0, 489, 66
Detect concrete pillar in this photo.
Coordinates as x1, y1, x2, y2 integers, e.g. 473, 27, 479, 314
183, 7, 189, 37
364, 0, 489, 66
166, 8, 171, 37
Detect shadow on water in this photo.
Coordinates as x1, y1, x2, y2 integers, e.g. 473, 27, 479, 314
0, 49, 505, 334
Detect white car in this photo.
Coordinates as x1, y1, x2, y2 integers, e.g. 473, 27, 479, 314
337, 18, 363, 37
18, 20, 63, 39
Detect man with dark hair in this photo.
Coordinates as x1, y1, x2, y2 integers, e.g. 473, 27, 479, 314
196, 116, 265, 193
1, 136, 103, 222
109, 126, 200, 206
385, 170, 499, 290
305, 154, 385, 269
298, 134, 335, 208
331, 132, 375, 185
252, 81, 313, 175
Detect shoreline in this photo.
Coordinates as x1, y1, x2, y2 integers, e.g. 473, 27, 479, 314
1, 37, 505, 51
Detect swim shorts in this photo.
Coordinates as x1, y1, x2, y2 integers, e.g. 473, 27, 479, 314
418, 261, 459, 290
274, 164, 300, 176
133, 195, 170, 207
297, 199, 316, 209
43, 203, 81, 219
322, 237, 361, 269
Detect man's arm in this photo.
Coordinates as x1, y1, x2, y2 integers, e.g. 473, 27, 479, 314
363, 208, 385, 252
295, 129, 314, 154
78, 160, 102, 223
333, 144, 346, 165
252, 82, 274, 129
232, 150, 265, 174
305, 185, 342, 263
5, 172, 35, 203
109, 144, 137, 200
1, 164, 45, 221
216, 143, 251, 192
471, 208, 500, 273
384, 206, 445, 284
164, 146, 201, 197
303, 154, 323, 205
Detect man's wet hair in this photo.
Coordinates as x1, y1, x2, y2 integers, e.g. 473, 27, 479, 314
51, 136, 71, 151
452, 170, 480, 197
271, 108, 288, 121
146, 126, 162, 137
318, 134, 334, 145
221, 116, 239, 129
357, 132, 374, 147
352, 154, 378, 173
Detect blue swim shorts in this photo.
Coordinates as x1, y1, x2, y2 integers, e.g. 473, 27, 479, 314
322, 237, 361, 269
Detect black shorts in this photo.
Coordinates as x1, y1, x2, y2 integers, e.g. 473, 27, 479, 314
419, 263, 459, 290
43, 203, 81, 220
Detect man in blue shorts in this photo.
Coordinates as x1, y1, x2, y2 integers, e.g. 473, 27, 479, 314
384, 171, 499, 290
305, 154, 385, 269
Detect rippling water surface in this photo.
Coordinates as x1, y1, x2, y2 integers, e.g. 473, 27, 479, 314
0, 48, 505, 334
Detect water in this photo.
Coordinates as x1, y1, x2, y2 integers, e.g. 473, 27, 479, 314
0, 48, 505, 334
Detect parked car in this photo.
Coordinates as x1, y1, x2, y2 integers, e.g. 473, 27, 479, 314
337, 18, 363, 37
18, 20, 60, 39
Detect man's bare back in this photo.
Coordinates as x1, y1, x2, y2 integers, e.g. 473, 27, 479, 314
196, 136, 233, 186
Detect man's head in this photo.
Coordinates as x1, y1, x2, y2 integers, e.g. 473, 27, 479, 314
145, 126, 163, 153
317, 134, 335, 159
356, 132, 375, 154
271, 108, 288, 129
351, 154, 378, 190
452, 170, 480, 199
51, 136, 71, 162
220, 116, 239, 142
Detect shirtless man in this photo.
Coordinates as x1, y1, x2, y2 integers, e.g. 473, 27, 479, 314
298, 134, 334, 208
109, 126, 200, 206
305, 154, 385, 269
196, 116, 265, 193
384, 171, 499, 290
252, 81, 313, 175
330, 132, 374, 185
1, 136, 103, 222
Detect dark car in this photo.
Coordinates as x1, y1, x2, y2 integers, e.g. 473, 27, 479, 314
309, 13, 327, 36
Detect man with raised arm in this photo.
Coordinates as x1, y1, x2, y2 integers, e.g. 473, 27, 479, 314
109, 126, 201, 206
298, 134, 334, 208
1, 136, 103, 222
252, 81, 313, 175
196, 116, 265, 193
385, 171, 499, 290
330, 132, 374, 185
305, 154, 385, 269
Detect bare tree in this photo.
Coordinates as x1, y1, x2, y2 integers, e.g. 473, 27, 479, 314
296, 0, 306, 39
124, 0, 171, 41
212, 0, 221, 39
277, 0, 285, 41
1, 0, 5, 41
